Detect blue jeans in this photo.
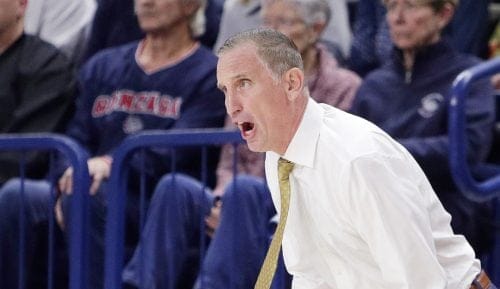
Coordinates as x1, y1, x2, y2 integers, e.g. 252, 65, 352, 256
0, 179, 67, 289
61, 180, 145, 289
123, 174, 277, 289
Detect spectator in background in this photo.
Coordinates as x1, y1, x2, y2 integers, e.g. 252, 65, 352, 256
0, 0, 226, 289
261, 0, 360, 110
122, 2, 361, 288
0, 0, 76, 287
350, 0, 496, 256
349, 0, 490, 77
0, 0, 76, 185
24, 0, 96, 64
82, 0, 223, 62
214, 0, 352, 60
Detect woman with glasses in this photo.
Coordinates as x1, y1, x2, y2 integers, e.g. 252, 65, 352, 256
262, 0, 361, 111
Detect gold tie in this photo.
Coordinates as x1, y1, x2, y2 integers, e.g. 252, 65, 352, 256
254, 158, 294, 289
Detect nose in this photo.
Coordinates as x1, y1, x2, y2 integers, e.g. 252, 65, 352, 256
224, 91, 242, 119
387, 7, 404, 26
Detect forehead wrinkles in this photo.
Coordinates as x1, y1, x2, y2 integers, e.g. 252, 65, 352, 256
219, 44, 279, 84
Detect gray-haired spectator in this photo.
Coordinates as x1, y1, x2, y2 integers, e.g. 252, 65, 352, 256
261, 0, 361, 111
214, 0, 352, 58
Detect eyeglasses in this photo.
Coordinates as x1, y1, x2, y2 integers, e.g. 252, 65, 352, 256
262, 16, 305, 29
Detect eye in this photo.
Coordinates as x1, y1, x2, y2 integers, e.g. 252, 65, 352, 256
238, 79, 251, 89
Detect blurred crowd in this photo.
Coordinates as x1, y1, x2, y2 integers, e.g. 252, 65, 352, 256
0, 0, 498, 288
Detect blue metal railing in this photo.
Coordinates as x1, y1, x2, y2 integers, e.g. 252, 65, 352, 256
0, 133, 90, 289
449, 57, 500, 202
104, 129, 243, 289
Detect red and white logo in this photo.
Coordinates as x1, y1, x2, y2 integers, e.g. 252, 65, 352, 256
91, 90, 182, 119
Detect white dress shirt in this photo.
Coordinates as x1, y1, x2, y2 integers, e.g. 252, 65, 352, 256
265, 98, 480, 289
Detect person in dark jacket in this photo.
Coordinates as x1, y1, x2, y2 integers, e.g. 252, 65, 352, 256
348, 0, 490, 77
350, 0, 496, 256
0, 0, 76, 185
0, 0, 76, 288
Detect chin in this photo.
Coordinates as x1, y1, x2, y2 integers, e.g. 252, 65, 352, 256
247, 142, 265, 153
393, 40, 415, 50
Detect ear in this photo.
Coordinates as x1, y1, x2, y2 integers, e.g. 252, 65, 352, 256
182, 1, 200, 17
18, 0, 28, 18
311, 21, 327, 38
436, 3, 455, 30
283, 67, 305, 101
306, 20, 326, 45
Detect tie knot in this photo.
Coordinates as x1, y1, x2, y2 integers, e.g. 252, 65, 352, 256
278, 158, 294, 181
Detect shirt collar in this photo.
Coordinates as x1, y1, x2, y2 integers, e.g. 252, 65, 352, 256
279, 97, 323, 168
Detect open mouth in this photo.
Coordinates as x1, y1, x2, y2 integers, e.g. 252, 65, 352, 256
238, 122, 255, 138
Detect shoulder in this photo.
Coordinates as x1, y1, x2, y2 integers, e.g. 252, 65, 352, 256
80, 41, 137, 77
17, 34, 73, 74
357, 65, 397, 96
186, 44, 218, 67
451, 52, 482, 71
174, 45, 219, 81
318, 107, 401, 160
315, 46, 361, 89
84, 42, 136, 67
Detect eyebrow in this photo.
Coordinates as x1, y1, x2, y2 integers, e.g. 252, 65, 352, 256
217, 73, 248, 90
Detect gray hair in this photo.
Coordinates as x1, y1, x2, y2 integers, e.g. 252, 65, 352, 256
186, 0, 206, 37
218, 28, 304, 80
263, 0, 331, 27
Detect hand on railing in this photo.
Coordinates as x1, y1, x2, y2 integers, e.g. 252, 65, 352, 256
56, 155, 113, 229
59, 155, 113, 195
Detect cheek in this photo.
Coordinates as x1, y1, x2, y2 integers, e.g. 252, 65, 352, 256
290, 31, 310, 51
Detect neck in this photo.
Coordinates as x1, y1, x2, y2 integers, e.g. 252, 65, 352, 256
403, 49, 415, 71
137, 27, 196, 72
276, 95, 308, 155
0, 22, 23, 55
401, 34, 442, 71
301, 46, 318, 77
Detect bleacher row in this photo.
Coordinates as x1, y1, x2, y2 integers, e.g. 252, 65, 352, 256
0, 58, 499, 289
